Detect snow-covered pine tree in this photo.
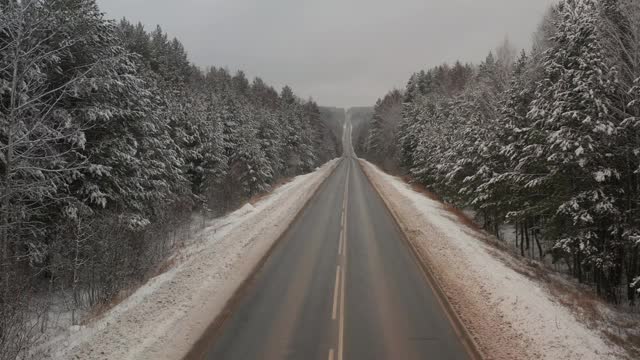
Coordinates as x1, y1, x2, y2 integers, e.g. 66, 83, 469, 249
117, 19, 152, 64
174, 91, 227, 200
364, 91, 403, 169
229, 107, 273, 197
365, 99, 385, 158
398, 76, 427, 170
304, 100, 336, 165
297, 107, 318, 173
526, 0, 622, 297
256, 109, 285, 178
279, 86, 304, 175
455, 49, 514, 236
599, 0, 640, 303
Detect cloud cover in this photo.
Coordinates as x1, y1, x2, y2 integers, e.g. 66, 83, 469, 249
97, 0, 557, 107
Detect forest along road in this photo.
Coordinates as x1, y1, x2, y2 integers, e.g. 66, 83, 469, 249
194, 120, 470, 360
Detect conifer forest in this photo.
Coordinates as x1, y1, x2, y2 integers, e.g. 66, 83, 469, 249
3, 0, 640, 359
0, 1, 340, 357
356, 0, 640, 307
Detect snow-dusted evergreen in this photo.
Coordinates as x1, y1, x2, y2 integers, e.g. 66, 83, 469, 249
0, 1, 340, 358
361, 0, 640, 306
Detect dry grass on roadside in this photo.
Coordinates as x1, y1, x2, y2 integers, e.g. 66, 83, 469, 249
81, 256, 179, 325
441, 200, 640, 358
399, 175, 484, 233
249, 177, 293, 205
82, 286, 141, 325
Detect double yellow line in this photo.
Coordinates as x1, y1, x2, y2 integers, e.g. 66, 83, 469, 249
329, 162, 350, 360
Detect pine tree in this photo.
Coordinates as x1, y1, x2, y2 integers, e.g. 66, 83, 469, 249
526, 0, 622, 296
229, 108, 273, 197
256, 109, 285, 178
175, 91, 227, 200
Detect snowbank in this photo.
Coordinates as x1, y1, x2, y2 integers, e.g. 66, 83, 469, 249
36, 159, 339, 360
360, 160, 628, 360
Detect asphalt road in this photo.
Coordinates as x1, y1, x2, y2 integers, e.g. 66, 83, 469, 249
198, 120, 470, 360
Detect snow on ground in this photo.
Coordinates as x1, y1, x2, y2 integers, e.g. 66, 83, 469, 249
360, 160, 629, 360
34, 159, 339, 360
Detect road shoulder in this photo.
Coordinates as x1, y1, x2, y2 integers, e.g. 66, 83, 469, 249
38, 159, 340, 360
360, 159, 629, 360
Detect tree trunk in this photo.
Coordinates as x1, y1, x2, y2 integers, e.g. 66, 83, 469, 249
515, 221, 519, 249
534, 228, 543, 260
520, 222, 525, 257
524, 219, 531, 257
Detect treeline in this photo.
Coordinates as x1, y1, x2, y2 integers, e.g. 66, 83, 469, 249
319, 106, 346, 144
349, 106, 374, 155
0, 0, 339, 357
359, 0, 640, 305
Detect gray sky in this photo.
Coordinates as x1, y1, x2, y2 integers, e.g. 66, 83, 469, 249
96, 0, 557, 108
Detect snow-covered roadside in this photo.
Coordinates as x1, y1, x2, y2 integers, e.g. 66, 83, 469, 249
34, 159, 339, 360
360, 160, 629, 360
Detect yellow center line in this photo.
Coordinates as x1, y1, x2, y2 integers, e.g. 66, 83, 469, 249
332, 265, 341, 320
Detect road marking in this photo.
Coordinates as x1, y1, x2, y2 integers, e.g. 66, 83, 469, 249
338, 264, 346, 360
338, 164, 349, 360
338, 230, 343, 255
332, 265, 341, 320
328, 348, 334, 360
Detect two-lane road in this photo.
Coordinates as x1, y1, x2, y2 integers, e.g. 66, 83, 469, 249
194, 120, 470, 360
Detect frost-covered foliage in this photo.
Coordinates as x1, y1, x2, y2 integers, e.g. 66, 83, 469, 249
364, 0, 640, 305
0, 1, 339, 358
357, 90, 404, 171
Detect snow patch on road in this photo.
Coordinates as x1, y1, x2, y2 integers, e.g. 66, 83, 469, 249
36, 159, 339, 360
361, 160, 628, 360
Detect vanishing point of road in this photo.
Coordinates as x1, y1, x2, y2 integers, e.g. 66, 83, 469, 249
190, 118, 471, 360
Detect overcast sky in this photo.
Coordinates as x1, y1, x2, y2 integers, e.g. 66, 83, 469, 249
96, 0, 557, 108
